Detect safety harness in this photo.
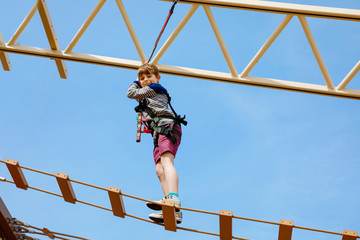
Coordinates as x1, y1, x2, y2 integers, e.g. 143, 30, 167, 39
135, 94, 187, 146
134, 0, 184, 145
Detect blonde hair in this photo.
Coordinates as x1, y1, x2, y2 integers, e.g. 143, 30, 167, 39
137, 63, 159, 79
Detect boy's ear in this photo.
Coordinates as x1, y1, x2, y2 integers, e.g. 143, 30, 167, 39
157, 74, 161, 82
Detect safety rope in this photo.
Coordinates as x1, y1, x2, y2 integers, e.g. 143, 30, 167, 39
147, 0, 178, 62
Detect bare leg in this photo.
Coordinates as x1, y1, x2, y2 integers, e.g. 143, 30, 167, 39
155, 161, 168, 196
159, 151, 178, 195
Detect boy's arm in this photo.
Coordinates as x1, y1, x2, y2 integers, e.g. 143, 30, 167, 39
127, 81, 157, 100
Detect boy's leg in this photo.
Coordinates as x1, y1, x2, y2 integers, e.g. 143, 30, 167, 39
149, 151, 182, 223
159, 151, 178, 195
147, 152, 179, 211
155, 161, 168, 196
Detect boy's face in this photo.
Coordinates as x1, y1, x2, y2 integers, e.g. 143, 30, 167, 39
138, 73, 161, 87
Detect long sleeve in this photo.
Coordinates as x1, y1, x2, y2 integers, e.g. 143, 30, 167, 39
127, 82, 157, 100
127, 82, 175, 126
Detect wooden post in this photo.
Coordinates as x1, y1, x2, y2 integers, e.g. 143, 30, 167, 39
0, 197, 17, 240
161, 199, 177, 232
56, 172, 76, 203
342, 230, 358, 240
278, 219, 294, 240
108, 186, 125, 218
219, 210, 233, 240
5, 159, 28, 190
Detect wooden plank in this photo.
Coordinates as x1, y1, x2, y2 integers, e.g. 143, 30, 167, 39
219, 210, 232, 240
5, 159, 28, 190
161, 199, 177, 232
278, 219, 294, 240
0, 31, 11, 71
0, 197, 17, 240
108, 186, 125, 218
56, 172, 76, 204
342, 230, 358, 240
37, 0, 68, 79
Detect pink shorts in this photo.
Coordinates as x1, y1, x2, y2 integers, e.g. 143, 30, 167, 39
153, 125, 182, 164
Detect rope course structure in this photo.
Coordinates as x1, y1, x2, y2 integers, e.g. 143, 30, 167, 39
0, 159, 359, 240
0, 0, 359, 99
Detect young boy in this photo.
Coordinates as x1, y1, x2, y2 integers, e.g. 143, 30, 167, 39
127, 63, 186, 224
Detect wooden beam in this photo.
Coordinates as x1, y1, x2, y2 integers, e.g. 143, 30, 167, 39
160, 0, 360, 22
278, 219, 294, 240
161, 199, 177, 232
0, 32, 11, 71
219, 210, 232, 240
107, 186, 125, 218
2, 44, 360, 100
37, 0, 68, 79
342, 230, 358, 240
0, 197, 17, 240
5, 159, 28, 190
56, 172, 76, 204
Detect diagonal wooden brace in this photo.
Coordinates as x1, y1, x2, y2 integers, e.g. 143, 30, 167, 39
219, 210, 233, 240
0, 32, 11, 71
5, 159, 28, 190
37, 0, 68, 79
278, 219, 294, 240
161, 199, 177, 232
108, 186, 125, 218
56, 172, 76, 203
342, 230, 358, 240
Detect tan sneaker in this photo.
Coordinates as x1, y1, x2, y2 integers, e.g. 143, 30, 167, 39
146, 196, 181, 211
149, 211, 182, 224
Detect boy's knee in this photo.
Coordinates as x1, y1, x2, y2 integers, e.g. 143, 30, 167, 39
155, 163, 164, 178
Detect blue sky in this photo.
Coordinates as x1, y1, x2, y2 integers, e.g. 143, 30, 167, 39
1, 0, 360, 240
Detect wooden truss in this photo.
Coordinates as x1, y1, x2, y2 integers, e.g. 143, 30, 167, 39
0, 0, 360, 99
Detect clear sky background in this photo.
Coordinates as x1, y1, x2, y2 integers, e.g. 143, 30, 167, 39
1, 0, 360, 240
